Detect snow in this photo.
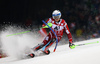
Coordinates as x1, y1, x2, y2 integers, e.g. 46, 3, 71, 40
0, 38, 100, 64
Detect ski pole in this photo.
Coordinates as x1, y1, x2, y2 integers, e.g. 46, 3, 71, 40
75, 41, 99, 46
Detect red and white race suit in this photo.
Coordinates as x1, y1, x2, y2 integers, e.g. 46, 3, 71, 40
42, 18, 73, 47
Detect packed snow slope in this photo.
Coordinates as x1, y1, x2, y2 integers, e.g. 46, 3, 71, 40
0, 38, 100, 64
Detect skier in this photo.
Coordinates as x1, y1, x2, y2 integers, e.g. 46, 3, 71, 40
28, 10, 75, 58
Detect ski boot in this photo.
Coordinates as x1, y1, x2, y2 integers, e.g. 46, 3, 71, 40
28, 53, 35, 58
27, 43, 44, 58
43, 50, 50, 55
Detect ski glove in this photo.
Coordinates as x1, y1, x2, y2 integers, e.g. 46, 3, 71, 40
69, 42, 75, 49
40, 23, 52, 29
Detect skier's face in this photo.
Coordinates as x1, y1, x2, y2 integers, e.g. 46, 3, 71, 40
53, 15, 60, 22
55, 18, 60, 22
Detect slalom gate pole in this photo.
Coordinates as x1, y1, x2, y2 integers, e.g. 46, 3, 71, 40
75, 41, 99, 46
42, 20, 58, 52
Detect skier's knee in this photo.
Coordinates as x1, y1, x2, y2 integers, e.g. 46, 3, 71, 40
51, 38, 56, 42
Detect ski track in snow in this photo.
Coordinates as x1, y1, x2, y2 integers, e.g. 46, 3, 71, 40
0, 38, 100, 64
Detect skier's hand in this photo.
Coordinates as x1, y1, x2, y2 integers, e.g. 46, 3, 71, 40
69, 42, 75, 49
40, 23, 52, 29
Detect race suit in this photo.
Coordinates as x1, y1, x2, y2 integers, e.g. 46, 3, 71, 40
34, 18, 73, 51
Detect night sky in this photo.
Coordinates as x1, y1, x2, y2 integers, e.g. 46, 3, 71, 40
0, 0, 64, 25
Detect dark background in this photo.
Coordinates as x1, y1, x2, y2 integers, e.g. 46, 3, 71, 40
0, 0, 100, 40
0, 0, 64, 24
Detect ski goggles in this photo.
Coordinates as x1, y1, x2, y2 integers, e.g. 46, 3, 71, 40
53, 16, 60, 19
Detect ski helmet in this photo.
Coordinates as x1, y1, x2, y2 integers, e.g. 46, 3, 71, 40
52, 10, 61, 19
